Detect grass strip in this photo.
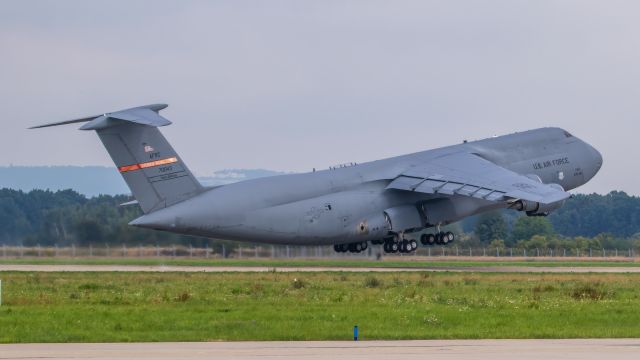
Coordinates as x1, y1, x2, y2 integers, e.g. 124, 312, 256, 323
1, 257, 639, 268
0, 271, 639, 342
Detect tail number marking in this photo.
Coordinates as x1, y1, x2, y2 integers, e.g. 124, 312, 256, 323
118, 157, 178, 173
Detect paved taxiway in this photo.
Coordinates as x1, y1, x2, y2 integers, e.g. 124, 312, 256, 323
1, 340, 639, 360
1, 264, 640, 273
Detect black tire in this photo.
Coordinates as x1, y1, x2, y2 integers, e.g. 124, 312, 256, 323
391, 242, 399, 253
410, 240, 418, 251
446, 232, 455, 243
361, 242, 368, 251
420, 234, 428, 245
427, 234, 436, 246
435, 233, 443, 245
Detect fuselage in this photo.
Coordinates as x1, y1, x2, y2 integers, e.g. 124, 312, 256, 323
131, 127, 603, 245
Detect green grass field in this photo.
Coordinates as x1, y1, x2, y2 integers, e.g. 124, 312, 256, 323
1, 271, 640, 342
1, 257, 639, 268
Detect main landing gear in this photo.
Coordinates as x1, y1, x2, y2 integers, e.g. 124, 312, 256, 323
383, 239, 418, 253
420, 231, 455, 246
332, 231, 456, 254
334, 241, 369, 254
382, 235, 418, 254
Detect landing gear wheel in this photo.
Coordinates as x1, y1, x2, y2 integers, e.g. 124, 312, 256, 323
420, 234, 428, 245
441, 232, 449, 245
435, 233, 444, 245
445, 232, 455, 243
390, 242, 399, 253
361, 242, 368, 251
410, 240, 418, 251
426, 234, 435, 246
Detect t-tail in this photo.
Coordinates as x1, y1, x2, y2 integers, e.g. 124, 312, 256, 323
30, 104, 204, 213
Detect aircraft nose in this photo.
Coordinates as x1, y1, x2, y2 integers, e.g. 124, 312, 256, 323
593, 147, 603, 170
584, 142, 603, 180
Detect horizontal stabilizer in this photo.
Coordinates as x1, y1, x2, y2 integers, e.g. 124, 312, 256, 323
119, 200, 140, 207
29, 104, 169, 130
31, 103, 203, 214
28, 115, 102, 129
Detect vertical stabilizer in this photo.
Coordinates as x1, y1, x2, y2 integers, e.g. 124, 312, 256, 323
30, 104, 204, 213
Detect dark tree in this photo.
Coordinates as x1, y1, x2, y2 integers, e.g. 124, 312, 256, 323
474, 211, 507, 243
511, 216, 554, 242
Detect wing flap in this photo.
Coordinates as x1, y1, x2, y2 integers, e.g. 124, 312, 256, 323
386, 175, 424, 190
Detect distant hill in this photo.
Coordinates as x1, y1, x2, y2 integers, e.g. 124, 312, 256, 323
0, 166, 290, 196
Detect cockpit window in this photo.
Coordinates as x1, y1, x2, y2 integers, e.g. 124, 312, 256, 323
563, 131, 573, 138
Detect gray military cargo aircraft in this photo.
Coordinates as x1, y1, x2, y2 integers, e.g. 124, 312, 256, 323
32, 104, 603, 254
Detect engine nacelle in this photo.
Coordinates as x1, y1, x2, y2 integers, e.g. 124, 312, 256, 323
511, 183, 566, 216
526, 200, 565, 216
512, 199, 565, 216
511, 184, 564, 216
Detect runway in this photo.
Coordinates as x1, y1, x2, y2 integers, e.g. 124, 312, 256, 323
1, 340, 639, 360
1, 264, 640, 273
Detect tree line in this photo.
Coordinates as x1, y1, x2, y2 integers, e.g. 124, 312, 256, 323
1, 188, 639, 249
0, 188, 208, 247
462, 191, 640, 250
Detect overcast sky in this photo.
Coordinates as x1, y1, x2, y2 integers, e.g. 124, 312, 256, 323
1, 1, 638, 195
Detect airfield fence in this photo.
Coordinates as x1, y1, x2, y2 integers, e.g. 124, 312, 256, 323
0, 244, 637, 260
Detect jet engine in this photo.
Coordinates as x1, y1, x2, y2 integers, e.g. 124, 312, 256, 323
511, 184, 566, 216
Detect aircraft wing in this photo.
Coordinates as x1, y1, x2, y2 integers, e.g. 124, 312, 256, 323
386, 152, 570, 205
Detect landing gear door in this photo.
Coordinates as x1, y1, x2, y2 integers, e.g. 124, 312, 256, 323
384, 205, 424, 233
